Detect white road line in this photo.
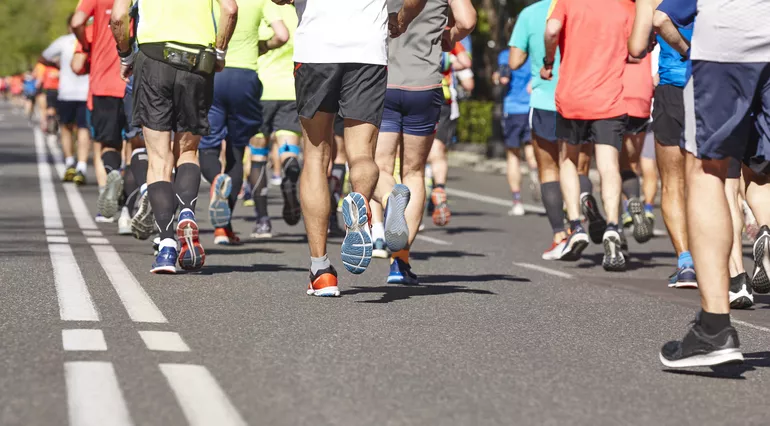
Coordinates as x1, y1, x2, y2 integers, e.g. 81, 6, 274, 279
63, 184, 99, 230
83, 230, 103, 237
46, 229, 66, 236
415, 234, 452, 246
65, 362, 134, 426
45, 134, 66, 179
62, 329, 108, 351
139, 331, 191, 352
47, 236, 69, 244
160, 364, 247, 426
447, 188, 546, 214
92, 245, 167, 324
34, 129, 63, 229
87, 237, 111, 245
513, 262, 574, 279
49, 244, 100, 321
733, 319, 770, 334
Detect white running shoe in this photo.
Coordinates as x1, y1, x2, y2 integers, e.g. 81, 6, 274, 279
508, 202, 526, 217
118, 207, 132, 235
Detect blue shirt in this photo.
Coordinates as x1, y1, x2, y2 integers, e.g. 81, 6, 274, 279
657, 0, 696, 28
509, 0, 560, 112
22, 77, 36, 96
657, 23, 693, 88
498, 50, 531, 115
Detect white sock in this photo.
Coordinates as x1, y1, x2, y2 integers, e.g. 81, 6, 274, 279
76, 161, 87, 173
310, 254, 330, 275
371, 222, 385, 241
159, 238, 177, 250
65, 156, 75, 168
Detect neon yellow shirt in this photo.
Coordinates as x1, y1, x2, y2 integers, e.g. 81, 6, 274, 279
257, 4, 297, 101
214, 0, 279, 72
137, 0, 216, 47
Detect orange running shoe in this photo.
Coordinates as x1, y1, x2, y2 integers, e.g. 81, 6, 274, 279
214, 227, 241, 245
431, 187, 451, 226
307, 265, 340, 297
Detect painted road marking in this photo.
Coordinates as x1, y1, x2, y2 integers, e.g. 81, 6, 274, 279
62, 329, 108, 351
160, 364, 247, 426
83, 230, 103, 237
93, 245, 167, 324
447, 188, 546, 214
48, 244, 99, 322
35, 129, 63, 229
87, 237, 111, 245
513, 262, 574, 279
47, 236, 69, 244
139, 331, 191, 352
733, 319, 770, 334
65, 362, 134, 426
415, 234, 452, 246
46, 229, 66, 236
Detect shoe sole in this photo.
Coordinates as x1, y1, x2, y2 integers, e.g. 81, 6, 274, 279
581, 194, 606, 244
118, 222, 132, 235
673, 281, 698, 289
63, 169, 76, 182
73, 177, 86, 186
629, 198, 653, 243
98, 171, 123, 219
431, 191, 450, 226
151, 265, 177, 274
730, 286, 754, 309
542, 246, 566, 260
307, 286, 341, 297
251, 232, 273, 239
561, 235, 589, 261
341, 193, 372, 274
387, 275, 419, 285
214, 237, 232, 245
659, 348, 744, 368
602, 235, 626, 272
177, 219, 205, 271
384, 184, 410, 252
131, 193, 154, 240
751, 235, 770, 293
281, 168, 302, 226
208, 175, 232, 229
372, 249, 389, 259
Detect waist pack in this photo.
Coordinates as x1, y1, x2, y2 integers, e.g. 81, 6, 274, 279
140, 42, 216, 75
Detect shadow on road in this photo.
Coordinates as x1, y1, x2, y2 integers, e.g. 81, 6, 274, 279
342, 284, 497, 304
419, 273, 528, 284
411, 250, 485, 261
203, 247, 284, 256
575, 253, 668, 271
194, 263, 306, 275
662, 351, 770, 380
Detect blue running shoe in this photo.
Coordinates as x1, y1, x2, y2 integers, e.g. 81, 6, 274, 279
341, 192, 372, 274
668, 266, 698, 289
372, 238, 389, 259
560, 225, 589, 261
151, 246, 178, 274
177, 209, 205, 271
384, 184, 410, 252
387, 258, 419, 285
208, 173, 232, 228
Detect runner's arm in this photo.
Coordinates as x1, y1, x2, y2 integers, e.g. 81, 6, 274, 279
71, 11, 92, 52
447, 0, 476, 44
652, 11, 689, 56
71, 52, 89, 76
394, 0, 428, 36
39, 39, 62, 69
216, 0, 239, 51
258, 19, 289, 55
110, 0, 132, 55
543, 19, 561, 67
508, 47, 527, 71
628, 0, 659, 58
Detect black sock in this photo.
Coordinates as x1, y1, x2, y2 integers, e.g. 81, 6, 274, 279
249, 161, 269, 220
435, 183, 446, 190
102, 150, 121, 173
700, 311, 731, 335
569, 220, 581, 232
578, 174, 593, 195
282, 156, 301, 181
621, 170, 641, 200
130, 149, 148, 189
148, 181, 176, 240
224, 145, 244, 218
541, 181, 565, 234
606, 222, 618, 231
174, 163, 201, 213
123, 167, 139, 213
199, 147, 222, 184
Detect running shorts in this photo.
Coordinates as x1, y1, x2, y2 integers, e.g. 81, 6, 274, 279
57, 100, 88, 128
333, 114, 344, 137
200, 67, 263, 149
652, 84, 685, 147
625, 116, 650, 135
530, 108, 558, 143
380, 88, 443, 136
261, 100, 301, 136
123, 77, 142, 140
45, 90, 59, 112
435, 103, 457, 145
502, 113, 531, 149
556, 114, 627, 151
92, 95, 127, 149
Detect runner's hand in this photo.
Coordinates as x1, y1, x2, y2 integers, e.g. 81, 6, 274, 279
540, 66, 553, 81
120, 63, 133, 82
215, 58, 226, 73
441, 28, 453, 52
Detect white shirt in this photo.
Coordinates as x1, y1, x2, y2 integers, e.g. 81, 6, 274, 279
41, 34, 89, 102
292, 0, 389, 65
692, 0, 770, 63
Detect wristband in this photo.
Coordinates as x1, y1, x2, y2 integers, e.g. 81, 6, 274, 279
216, 48, 227, 61
120, 49, 137, 67
543, 56, 554, 67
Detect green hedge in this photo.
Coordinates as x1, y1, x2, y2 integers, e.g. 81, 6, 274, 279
457, 101, 494, 144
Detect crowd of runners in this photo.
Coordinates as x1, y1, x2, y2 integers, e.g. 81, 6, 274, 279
1, 0, 769, 368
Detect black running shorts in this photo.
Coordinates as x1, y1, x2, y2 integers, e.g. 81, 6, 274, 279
625, 116, 650, 135
91, 95, 127, 149
652, 84, 685, 147
294, 62, 387, 128
261, 100, 301, 136
556, 114, 627, 151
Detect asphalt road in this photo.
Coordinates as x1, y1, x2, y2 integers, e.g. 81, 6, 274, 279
2, 101, 770, 426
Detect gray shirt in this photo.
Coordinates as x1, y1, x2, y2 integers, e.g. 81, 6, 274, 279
386, 0, 448, 90
692, 0, 770, 63
41, 34, 89, 102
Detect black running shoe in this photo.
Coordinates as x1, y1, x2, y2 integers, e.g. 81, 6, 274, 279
281, 158, 302, 226
628, 197, 653, 243
581, 193, 606, 244
602, 229, 626, 272
660, 315, 743, 368
729, 273, 754, 309
751, 225, 770, 294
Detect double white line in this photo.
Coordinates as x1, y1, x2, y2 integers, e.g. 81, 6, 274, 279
34, 128, 246, 426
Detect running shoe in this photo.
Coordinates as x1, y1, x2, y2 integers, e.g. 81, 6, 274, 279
73, 171, 86, 186
384, 184, 410, 252
251, 217, 272, 239
387, 258, 419, 285
580, 193, 606, 244
628, 197, 653, 243
341, 192, 373, 274
208, 173, 232, 229
95, 213, 115, 223
177, 209, 205, 271
508, 202, 525, 217
372, 238, 389, 259
621, 212, 633, 228
131, 190, 154, 240
560, 225, 589, 261
729, 272, 754, 309
542, 239, 567, 260
644, 209, 656, 228
241, 182, 255, 207
270, 174, 282, 186
659, 314, 743, 368
431, 187, 451, 227
97, 170, 123, 219
62, 167, 76, 182
281, 160, 302, 226
667, 266, 698, 289
118, 207, 132, 235
151, 245, 178, 274
619, 227, 629, 256
214, 227, 241, 245
602, 229, 626, 272
751, 225, 770, 294
529, 172, 541, 202
152, 236, 161, 256
307, 265, 340, 297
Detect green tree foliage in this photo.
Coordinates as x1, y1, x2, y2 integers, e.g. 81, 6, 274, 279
0, 0, 79, 75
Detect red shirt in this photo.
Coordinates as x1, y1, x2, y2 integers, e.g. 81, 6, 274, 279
76, 0, 126, 99
549, 0, 630, 120
622, 1, 653, 119
75, 25, 96, 109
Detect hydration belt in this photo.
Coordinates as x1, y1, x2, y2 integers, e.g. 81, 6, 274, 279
139, 42, 216, 75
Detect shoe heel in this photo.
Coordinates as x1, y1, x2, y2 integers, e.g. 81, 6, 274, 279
341, 193, 372, 274
384, 184, 410, 252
